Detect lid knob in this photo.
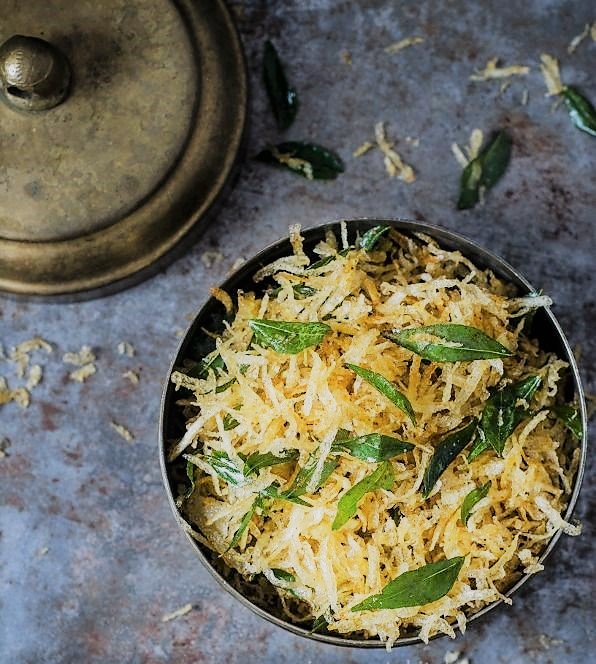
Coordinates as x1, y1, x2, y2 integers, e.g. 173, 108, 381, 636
0, 35, 71, 111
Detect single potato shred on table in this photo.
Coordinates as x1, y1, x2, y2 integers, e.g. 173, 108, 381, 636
167, 224, 581, 646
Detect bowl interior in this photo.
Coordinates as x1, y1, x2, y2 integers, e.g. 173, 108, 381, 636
160, 218, 586, 648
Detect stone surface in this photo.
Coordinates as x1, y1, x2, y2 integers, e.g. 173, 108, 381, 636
0, 1, 594, 662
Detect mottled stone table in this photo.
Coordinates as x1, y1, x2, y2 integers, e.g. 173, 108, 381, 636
1, 1, 594, 663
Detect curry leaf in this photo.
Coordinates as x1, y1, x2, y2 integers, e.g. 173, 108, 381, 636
332, 461, 395, 530
243, 449, 300, 476
552, 404, 582, 439
562, 86, 596, 137
385, 324, 512, 362
203, 451, 246, 486
457, 131, 511, 210
460, 481, 491, 525
422, 420, 478, 498
332, 433, 414, 462
310, 614, 329, 634
271, 568, 296, 583
215, 378, 237, 394
345, 363, 417, 424
249, 319, 331, 354
263, 41, 299, 131
223, 412, 240, 431
256, 142, 344, 180
282, 450, 338, 502
188, 353, 225, 379
265, 482, 312, 507
183, 459, 196, 501
358, 225, 390, 251
467, 428, 491, 462
308, 247, 351, 271
269, 283, 317, 299
351, 557, 465, 611
481, 375, 542, 455
225, 495, 263, 552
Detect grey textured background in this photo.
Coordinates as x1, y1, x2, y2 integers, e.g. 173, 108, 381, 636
1, 1, 594, 663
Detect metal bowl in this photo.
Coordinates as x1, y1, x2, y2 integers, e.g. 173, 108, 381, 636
159, 218, 587, 648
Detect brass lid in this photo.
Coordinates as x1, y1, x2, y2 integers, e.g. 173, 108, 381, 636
0, 0, 246, 299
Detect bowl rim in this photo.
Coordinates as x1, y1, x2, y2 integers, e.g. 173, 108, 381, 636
158, 217, 587, 648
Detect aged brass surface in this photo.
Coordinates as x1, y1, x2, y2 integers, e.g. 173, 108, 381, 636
0, 35, 71, 111
0, 0, 246, 298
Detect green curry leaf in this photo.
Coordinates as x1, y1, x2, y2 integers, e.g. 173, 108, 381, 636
351, 557, 465, 611
480, 376, 542, 456
422, 420, 478, 498
358, 225, 390, 251
552, 404, 582, 439
281, 449, 338, 503
562, 86, 596, 137
249, 319, 331, 354
203, 451, 246, 486
332, 433, 414, 462
457, 131, 511, 210
460, 481, 491, 525
256, 142, 344, 180
263, 41, 299, 130
332, 461, 395, 530
385, 324, 512, 362
345, 363, 416, 424
242, 449, 300, 476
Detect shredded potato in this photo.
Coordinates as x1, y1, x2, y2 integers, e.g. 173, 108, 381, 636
169, 226, 581, 646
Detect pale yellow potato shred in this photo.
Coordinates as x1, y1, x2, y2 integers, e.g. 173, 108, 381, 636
171, 227, 580, 646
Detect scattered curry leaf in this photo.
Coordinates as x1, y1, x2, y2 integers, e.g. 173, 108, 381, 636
562, 86, 596, 137
460, 481, 491, 525
282, 450, 338, 502
183, 459, 196, 501
552, 404, 582, 439
351, 557, 465, 611
422, 419, 478, 498
269, 283, 317, 299
358, 225, 390, 251
467, 428, 491, 462
308, 247, 351, 271
385, 324, 512, 362
223, 412, 240, 431
188, 353, 225, 379
457, 131, 511, 210
203, 451, 246, 486
263, 40, 299, 130
481, 376, 542, 455
243, 449, 300, 476
225, 495, 264, 552
332, 461, 395, 530
249, 319, 331, 354
332, 433, 414, 462
271, 568, 296, 583
310, 614, 329, 633
215, 378, 237, 393
256, 142, 344, 180
345, 363, 416, 424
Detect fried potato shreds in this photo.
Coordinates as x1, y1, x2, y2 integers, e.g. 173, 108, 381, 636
375, 122, 416, 183
384, 36, 425, 54
470, 58, 530, 81
170, 226, 581, 647
451, 129, 484, 168
110, 421, 134, 442
117, 341, 136, 357
540, 54, 563, 97
161, 603, 193, 622
567, 22, 593, 54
